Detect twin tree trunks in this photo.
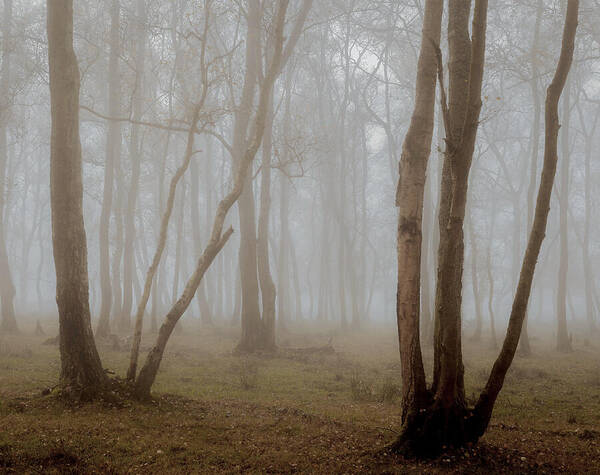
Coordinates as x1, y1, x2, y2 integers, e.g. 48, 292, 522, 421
395, 0, 579, 456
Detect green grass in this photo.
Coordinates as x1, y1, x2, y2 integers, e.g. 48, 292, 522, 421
1, 321, 599, 473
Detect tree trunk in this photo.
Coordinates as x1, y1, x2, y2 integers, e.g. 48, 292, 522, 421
468, 210, 482, 341
235, 0, 262, 352
191, 139, 213, 326
556, 76, 572, 352
126, 104, 202, 381
134, 1, 289, 398
47, 0, 106, 397
0, 0, 18, 334
395, 0, 488, 455
96, 0, 120, 339
578, 104, 598, 333
473, 0, 578, 440
487, 200, 498, 349
519, 0, 544, 357
256, 100, 276, 350
394, 0, 442, 425
120, 0, 147, 332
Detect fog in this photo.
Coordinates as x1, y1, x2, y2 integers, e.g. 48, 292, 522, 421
0, 0, 599, 470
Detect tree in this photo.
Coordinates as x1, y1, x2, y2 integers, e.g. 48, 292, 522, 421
133, 0, 290, 399
120, 0, 147, 331
47, 0, 106, 398
395, 0, 442, 422
237, 0, 312, 353
96, 0, 121, 339
393, 0, 579, 455
0, 0, 18, 334
556, 75, 572, 352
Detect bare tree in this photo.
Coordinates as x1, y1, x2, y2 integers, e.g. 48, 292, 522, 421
0, 0, 18, 334
133, 0, 290, 399
96, 0, 121, 339
47, 0, 106, 397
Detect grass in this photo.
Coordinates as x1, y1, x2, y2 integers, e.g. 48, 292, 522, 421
1, 320, 600, 473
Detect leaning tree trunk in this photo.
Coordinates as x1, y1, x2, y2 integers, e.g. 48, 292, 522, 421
472, 0, 579, 440
134, 1, 289, 399
126, 106, 201, 381
47, 0, 106, 398
96, 0, 120, 339
394, 0, 442, 425
0, 0, 18, 334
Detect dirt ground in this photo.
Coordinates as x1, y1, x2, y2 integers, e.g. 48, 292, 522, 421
1, 321, 599, 473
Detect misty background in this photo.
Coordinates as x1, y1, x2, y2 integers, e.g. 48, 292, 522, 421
2, 0, 600, 338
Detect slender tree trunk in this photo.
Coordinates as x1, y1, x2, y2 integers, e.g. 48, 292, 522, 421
486, 199, 498, 349
191, 141, 213, 326
581, 109, 598, 333
235, 0, 262, 352
47, 0, 106, 397
96, 0, 120, 339
134, 1, 289, 398
519, 0, 543, 357
395, 0, 487, 456
468, 211, 483, 341
556, 77, 572, 352
394, 0, 442, 425
473, 0, 578, 438
126, 103, 202, 380
256, 101, 276, 350
121, 0, 147, 332
0, 0, 18, 334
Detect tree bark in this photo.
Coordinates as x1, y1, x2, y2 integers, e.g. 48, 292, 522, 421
47, 0, 106, 397
394, 0, 488, 456
395, 0, 442, 423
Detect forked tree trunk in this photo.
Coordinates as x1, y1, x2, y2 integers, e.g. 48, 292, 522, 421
134, 1, 289, 398
431, 0, 485, 412
0, 0, 18, 334
395, 0, 578, 456
96, 0, 120, 339
394, 0, 487, 454
47, 0, 106, 398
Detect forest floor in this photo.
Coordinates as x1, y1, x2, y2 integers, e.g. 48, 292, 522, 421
0, 321, 599, 473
